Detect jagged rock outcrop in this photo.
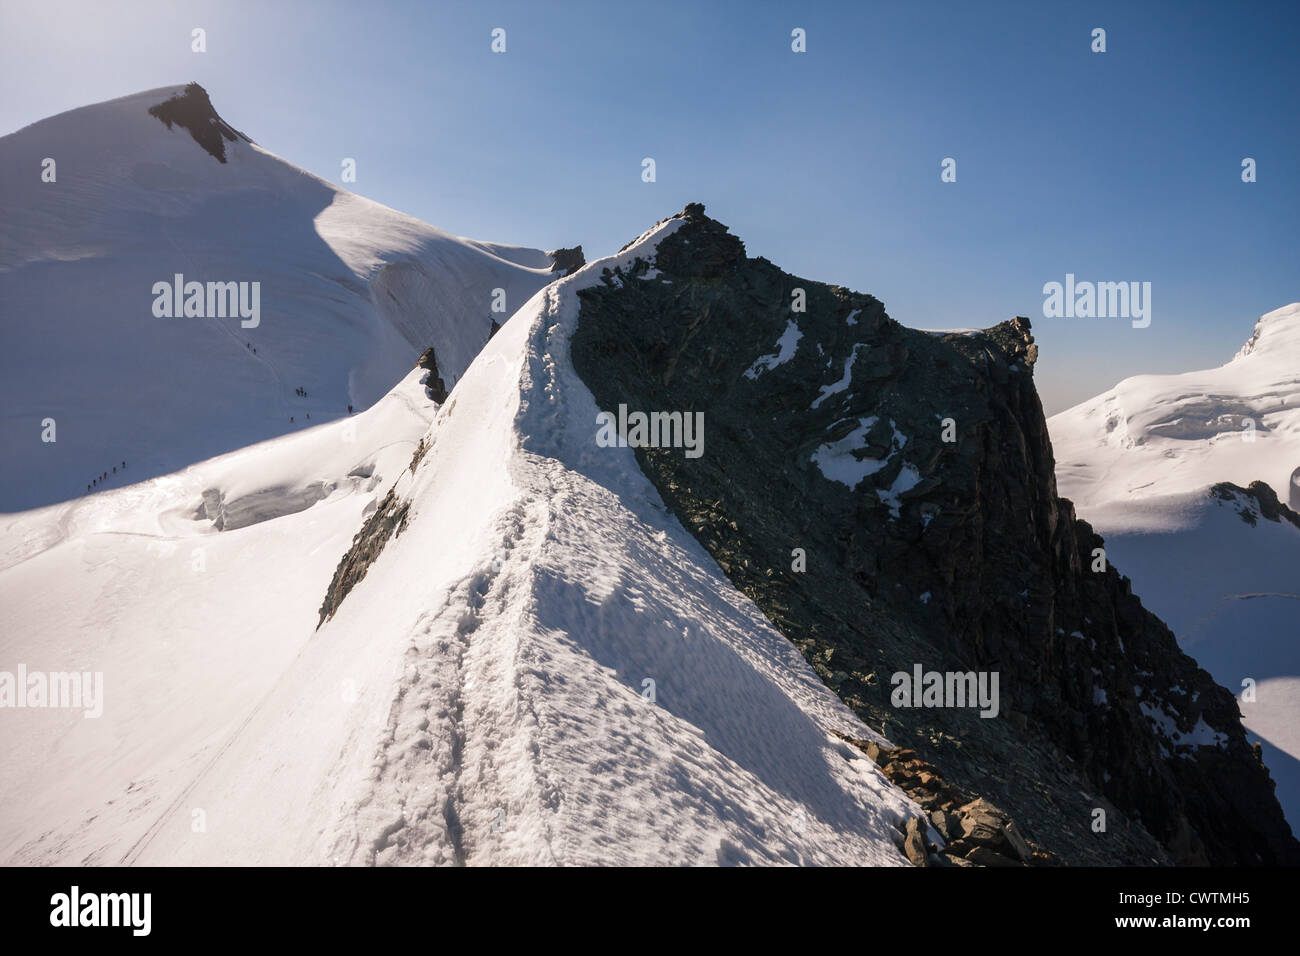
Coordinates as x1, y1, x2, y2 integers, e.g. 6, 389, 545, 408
550, 245, 586, 277
570, 203, 1300, 866
317, 434, 430, 628
835, 731, 1056, 867
317, 483, 410, 628
148, 82, 251, 163
1211, 480, 1300, 530
416, 346, 449, 404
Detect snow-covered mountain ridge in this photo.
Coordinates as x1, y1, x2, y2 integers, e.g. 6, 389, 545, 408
0, 208, 927, 866
0, 83, 563, 511
2, 83, 1293, 868
1052, 302, 1300, 512
566, 205, 1299, 865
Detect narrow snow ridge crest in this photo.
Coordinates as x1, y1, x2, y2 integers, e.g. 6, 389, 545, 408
1235, 302, 1300, 361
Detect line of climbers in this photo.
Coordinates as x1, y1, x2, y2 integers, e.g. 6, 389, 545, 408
88, 461, 126, 492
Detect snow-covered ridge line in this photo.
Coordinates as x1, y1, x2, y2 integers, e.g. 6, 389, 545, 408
0, 207, 925, 865
0, 366, 442, 865
0, 84, 562, 511
1050, 303, 1300, 511
554, 207, 1300, 864
297, 209, 927, 865
1234, 302, 1300, 362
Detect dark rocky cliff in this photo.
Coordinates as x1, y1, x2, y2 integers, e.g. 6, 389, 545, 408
570, 204, 1299, 866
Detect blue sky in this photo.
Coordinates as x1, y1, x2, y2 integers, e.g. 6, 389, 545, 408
2, 0, 1296, 412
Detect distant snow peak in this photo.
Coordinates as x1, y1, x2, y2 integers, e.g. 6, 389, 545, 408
1042, 274, 1152, 328
1235, 302, 1300, 361
151, 273, 260, 328
1049, 299, 1300, 511
595, 404, 704, 459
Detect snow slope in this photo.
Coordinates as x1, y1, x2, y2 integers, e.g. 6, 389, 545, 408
1048, 304, 1300, 829
0, 85, 558, 511
0, 218, 922, 866
1051, 303, 1300, 511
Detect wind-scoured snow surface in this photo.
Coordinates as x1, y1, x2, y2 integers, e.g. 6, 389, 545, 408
0, 86, 556, 511
1048, 303, 1300, 829
0, 219, 919, 866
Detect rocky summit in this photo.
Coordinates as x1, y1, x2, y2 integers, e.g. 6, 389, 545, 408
570, 203, 1300, 866
147, 82, 252, 163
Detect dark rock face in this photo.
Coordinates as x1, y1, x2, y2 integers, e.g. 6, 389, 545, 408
570, 204, 1300, 866
1211, 480, 1300, 530
416, 346, 449, 404
317, 485, 410, 628
318, 347, 450, 627
147, 83, 251, 163
317, 436, 430, 628
550, 246, 586, 277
